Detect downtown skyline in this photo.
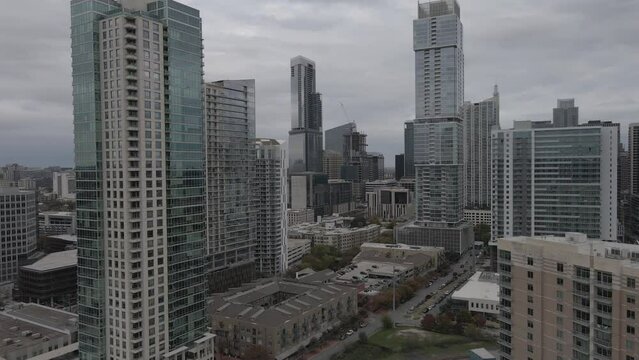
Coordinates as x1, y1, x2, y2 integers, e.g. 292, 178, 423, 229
1, 0, 638, 168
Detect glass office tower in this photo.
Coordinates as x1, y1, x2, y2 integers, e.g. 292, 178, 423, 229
70, 0, 213, 358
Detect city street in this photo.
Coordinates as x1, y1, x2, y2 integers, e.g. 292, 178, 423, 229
308, 250, 478, 360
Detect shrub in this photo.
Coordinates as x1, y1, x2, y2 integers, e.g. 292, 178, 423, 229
382, 315, 394, 329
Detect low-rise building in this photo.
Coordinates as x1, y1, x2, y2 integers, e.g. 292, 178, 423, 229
15, 250, 77, 306
287, 238, 312, 268
396, 221, 474, 255
463, 209, 491, 226
210, 279, 357, 360
37, 211, 76, 237
338, 243, 443, 294
42, 235, 77, 253
288, 221, 380, 253
451, 271, 499, 316
0, 303, 78, 360
287, 208, 315, 226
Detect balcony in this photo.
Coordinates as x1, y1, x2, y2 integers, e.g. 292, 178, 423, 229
124, 32, 136, 40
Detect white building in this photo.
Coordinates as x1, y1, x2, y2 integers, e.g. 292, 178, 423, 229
52, 171, 75, 200
464, 209, 491, 226
255, 139, 288, 276
492, 121, 618, 241
289, 219, 380, 253
0, 187, 36, 286
287, 208, 315, 226
287, 238, 312, 268
38, 211, 76, 236
451, 271, 499, 315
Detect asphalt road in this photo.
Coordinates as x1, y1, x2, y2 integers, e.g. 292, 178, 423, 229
309, 251, 478, 360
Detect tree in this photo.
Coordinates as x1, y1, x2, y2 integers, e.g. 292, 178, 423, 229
243, 345, 273, 360
463, 324, 483, 340
473, 313, 487, 328
382, 314, 394, 329
435, 313, 453, 333
358, 331, 368, 344
421, 314, 436, 331
456, 310, 473, 324
474, 224, 491, 245
370, 217, 381, 225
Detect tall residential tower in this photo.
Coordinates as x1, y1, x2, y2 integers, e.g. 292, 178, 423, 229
397, 0, 473, 255
463, 86, 500, 209
70, 0, 213, 358
491, 121, 618, 241
205, 80, 257, 293
254, 139, 288, 276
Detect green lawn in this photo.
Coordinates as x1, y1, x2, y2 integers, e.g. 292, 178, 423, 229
337, 327, 496, 360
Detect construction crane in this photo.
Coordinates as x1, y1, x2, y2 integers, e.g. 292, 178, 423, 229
339, 102, 353, 124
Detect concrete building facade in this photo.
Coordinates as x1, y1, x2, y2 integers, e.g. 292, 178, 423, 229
463, 87, 500, 209
70, 1, 213, 357
498, 233, 639, 360
491, 122, 618, 241
254, 139, 288, 277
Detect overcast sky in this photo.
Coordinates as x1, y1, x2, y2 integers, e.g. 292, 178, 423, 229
0, 0, 637, 167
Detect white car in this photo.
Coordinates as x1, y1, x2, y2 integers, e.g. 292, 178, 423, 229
346, 330, 354, 336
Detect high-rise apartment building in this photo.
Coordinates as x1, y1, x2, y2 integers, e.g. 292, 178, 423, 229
414, 0, 464, 119
463, 87, 500, 209
552, 98, 579, 128
491, 121, 618, 241
289, 56, 323, 174
254, 139, 288, 277
70, 0, 213, 358
341, 129, 369, 202
205, 79, 256, 292
498, 233, 639, 360
0, 188, 36, 286
630, 123, 639, 195
397, 0, 473, 255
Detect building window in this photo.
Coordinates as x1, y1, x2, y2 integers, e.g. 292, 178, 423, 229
527, 320, 533, 328
628, 310, 636, 320
628, 277, 636, 289
527, 271, 534, 279
629, 296, 636, 304
528, 308, 534, 316
557, 304, 563, 312
628, 326, 635, 335
528, 284, 534, 291
527, 257, 534, 266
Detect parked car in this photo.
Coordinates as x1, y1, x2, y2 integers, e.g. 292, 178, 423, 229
346, 329, 354, 336
359, 322, 368, 328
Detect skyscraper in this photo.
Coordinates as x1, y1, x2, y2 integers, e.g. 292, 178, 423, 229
397, 0, 472, 255
0, 187, 36, 286
414, 0, 464, 119
463, 86, 500, 209
630, 123, 639, 195
205, 80, 257, 292
289, 56, 323, 174
491, 121, 618, 241
254, 139, 288, 277
552, 98, 579, 127
70, 1, 213, 358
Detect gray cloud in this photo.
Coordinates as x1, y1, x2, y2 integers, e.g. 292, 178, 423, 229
0, 0, 637, 167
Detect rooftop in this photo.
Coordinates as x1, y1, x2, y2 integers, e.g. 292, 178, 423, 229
21, 250, 77, 272
451, 271, 500, 303
47, 234, 78, 243
211, 278, 354, 327
0, 304, 77, 356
